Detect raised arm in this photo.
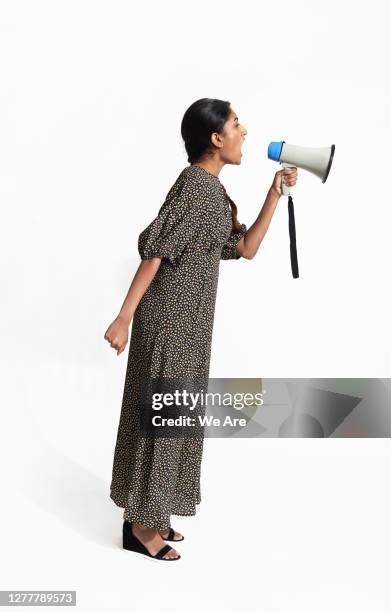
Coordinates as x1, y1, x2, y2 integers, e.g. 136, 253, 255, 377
238, 167, 298, 260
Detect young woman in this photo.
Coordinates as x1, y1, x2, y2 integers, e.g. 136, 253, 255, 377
104, 98, 298, 561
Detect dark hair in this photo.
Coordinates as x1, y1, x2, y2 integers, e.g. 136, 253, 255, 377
180, 98, 243, 233
181, 98, 231, 164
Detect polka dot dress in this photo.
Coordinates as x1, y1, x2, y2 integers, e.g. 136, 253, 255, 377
109, 164, 247, 530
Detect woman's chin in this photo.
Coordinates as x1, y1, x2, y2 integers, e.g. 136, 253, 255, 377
227, 153, 243, 165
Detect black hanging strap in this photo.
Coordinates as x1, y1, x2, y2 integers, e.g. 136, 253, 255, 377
288, 195, 299, 279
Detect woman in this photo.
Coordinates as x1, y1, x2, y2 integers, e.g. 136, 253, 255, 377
104, 98, 298, 562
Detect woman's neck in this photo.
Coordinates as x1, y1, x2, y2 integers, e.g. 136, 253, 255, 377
191, 158, 224, 178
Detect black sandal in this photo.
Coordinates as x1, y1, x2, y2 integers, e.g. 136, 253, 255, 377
123, 521, 181, 561
160, 527, 184, 542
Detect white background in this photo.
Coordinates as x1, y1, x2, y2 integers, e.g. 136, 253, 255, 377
1, 1, 391, 610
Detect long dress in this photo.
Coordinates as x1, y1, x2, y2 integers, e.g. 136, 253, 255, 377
109, 164, 247, 530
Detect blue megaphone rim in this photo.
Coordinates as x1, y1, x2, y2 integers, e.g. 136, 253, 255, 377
267, 141, 285, 162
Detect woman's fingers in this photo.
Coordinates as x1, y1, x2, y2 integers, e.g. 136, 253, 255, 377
106, 332, 119, 349
111, 337, 120, 349
117, 341, 128, 355
284, 168, 298, 186
111, 335, 127, 353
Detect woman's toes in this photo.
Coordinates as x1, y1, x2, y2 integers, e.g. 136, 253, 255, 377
164, 548, 179, 559
159, 527, 183, 540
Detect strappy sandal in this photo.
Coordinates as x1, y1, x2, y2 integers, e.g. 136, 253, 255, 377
160, 527, 184, 542
123, 521, 181, 561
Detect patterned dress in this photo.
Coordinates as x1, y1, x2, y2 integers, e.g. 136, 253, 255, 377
110, 164, 247, 529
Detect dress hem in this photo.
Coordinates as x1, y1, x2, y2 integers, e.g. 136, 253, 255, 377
110, 489, 201, 530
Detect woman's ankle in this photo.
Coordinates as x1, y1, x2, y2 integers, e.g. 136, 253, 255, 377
133, 522, 157, 534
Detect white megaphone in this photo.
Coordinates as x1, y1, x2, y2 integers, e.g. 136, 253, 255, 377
267, 140, 336, 278
267, 141, 335, 196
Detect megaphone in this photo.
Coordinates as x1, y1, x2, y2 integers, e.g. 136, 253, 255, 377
267, 141, 336, 277
268, 141, 335, 196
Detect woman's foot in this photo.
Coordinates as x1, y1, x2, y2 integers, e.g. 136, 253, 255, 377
158, 527, 184, 541
132, 523, 180, 559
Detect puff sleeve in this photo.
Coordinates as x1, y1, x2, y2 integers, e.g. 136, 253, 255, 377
138, 179, 201, 267
220, 223, 248, 260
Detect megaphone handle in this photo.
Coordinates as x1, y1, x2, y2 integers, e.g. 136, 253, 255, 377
281, 162, 295, 197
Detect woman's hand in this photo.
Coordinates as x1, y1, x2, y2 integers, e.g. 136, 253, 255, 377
270, 167, 298, 198
104, 315, 130, 355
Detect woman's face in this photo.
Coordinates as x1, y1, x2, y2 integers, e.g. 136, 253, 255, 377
218, 108, 248, 165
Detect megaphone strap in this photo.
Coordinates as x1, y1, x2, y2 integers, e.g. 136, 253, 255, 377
288, 195, 299, 279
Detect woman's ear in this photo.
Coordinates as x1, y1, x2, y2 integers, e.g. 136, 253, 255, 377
210, 132, 224, 149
